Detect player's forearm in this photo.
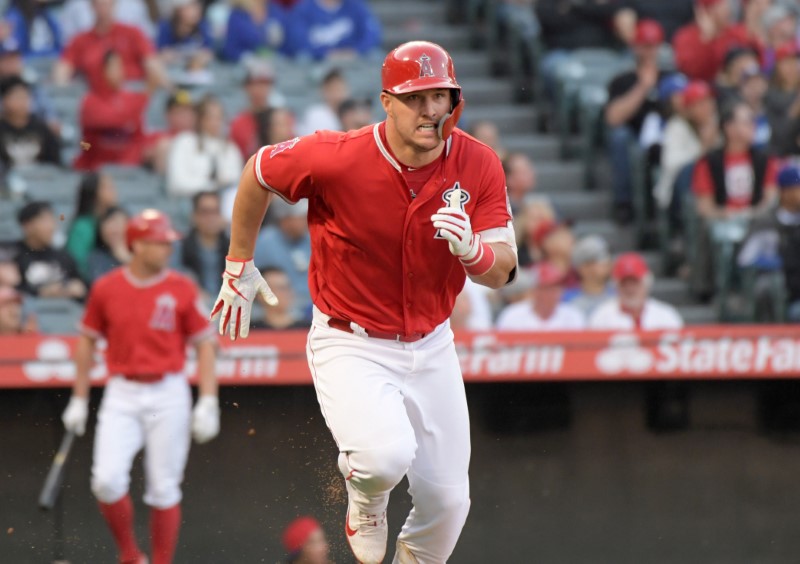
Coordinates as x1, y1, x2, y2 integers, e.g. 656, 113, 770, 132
195, 339, 218, 398
468, 243, 517, 289
228, 157, 273, 259
72, 335, 95, 399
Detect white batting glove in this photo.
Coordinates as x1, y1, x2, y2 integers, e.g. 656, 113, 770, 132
62, 396, 88, 436
191, 396, 220, 444
431, 207, 482, 261
210, 257, 278, 340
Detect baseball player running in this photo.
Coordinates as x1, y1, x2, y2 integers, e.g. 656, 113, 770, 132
211, 41, 517, 563
62, 210, 219, 564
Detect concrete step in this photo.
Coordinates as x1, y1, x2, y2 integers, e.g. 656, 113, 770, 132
465, 104, 537, 135
504, 133, 561, 162
372, 1, 446, 25
570, 219, 637, 254
651, 277, 694, 306
678, 304, 718, 325
535, 161, 585, 193
383, 25, 471, 52
459, 76, 514, 104
450, 50, 489, 77
548, 190, 611, 222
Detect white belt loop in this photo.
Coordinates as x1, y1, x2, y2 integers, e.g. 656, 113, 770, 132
349, 321, 368, 338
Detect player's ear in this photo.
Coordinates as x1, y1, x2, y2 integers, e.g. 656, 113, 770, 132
379, 91, 393, 117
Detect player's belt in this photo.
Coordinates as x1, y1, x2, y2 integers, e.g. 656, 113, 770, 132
121, 373, 165, 383
326, 317, 427, 343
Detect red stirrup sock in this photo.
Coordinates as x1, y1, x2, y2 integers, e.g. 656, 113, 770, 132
97, 495, 141, 563
150, 504, 181, 564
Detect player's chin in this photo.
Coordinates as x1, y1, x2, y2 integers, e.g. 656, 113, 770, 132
411, 132, 441, 151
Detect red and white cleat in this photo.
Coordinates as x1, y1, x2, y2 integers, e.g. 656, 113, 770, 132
345, 482, 387, 564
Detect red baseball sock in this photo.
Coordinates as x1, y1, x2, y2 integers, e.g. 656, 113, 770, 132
97, 495, 141, 563
150, 504, 181, 564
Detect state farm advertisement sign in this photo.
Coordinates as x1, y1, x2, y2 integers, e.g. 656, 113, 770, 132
0, 326, 799, 388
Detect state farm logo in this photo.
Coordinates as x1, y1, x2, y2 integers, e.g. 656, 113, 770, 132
457, 334, 565, 377
23, 339, 107, 383
596, 334, 653, 374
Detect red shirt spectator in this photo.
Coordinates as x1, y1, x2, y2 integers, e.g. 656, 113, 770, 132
229, 60, 276, 158
692, 151, 778, 211
672, 0, 756, 81
74, 51, 148, 171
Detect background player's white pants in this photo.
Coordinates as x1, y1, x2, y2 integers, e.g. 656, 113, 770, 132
91, 375, 191, 509
308, 308, 471, 563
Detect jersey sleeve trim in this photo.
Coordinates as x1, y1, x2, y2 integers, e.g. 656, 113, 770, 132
188, 325, 215, 344
78, 323, 103, 339
253, 146, 298, 204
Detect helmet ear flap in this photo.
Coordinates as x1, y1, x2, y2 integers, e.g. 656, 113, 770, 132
437, 97, 465, 141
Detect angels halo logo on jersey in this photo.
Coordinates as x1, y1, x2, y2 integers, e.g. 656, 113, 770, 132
150, 293, 177, 332
270, 137, 300, 159
419, 54, 434, 78
435, 182, 471, 241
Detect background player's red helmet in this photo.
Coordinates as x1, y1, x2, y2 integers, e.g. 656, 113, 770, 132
126, 209, 181, 249
382, 41, 465, 140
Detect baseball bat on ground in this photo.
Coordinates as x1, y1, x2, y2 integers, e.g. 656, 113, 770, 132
38, 431, 75, 510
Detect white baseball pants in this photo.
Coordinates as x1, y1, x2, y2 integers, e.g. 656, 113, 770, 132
307, 308, 471, 563
91, 375, 191, 509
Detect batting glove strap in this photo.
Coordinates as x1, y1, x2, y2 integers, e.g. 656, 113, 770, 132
191, 395, 220, 444
62, 396, 89, 436
460, 237, 496, 276
210, 257, 278, 341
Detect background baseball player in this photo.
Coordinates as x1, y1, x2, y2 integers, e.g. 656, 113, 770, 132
62, 209, 219, 564
211, 41, 517, 563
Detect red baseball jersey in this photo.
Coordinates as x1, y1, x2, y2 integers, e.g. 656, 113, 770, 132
253, 123, 513, 336
80, 268, 213, 375
61, 23, 155, 91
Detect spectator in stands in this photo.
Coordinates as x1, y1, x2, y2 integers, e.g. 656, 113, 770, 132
517, 196, 556, 267
250, 267, 309, 330
468, 119, 507, 160
740, 0, 771, 52
738, 65, 771, 149
166, 94, 243, 197
73, 50, 149, 171
177, 191, 229, 298
715, 46, 761, 106
254, 199, 311, 317
758, 3, 798, 73
605, 19, 667, 225
59, 0, 156, 43
536, 0, 628, 102
765, 43, 800, 157
456, 278, 494, 331
13, 201, 86, 300
496, 261, 585, 330
143, 88, 197, 174
220, 0, 295, 62
589, 252, 683, 329
655, 80, 719, 222
563, 235, 615, 318
157, 0, 212, 60
0, 76, 61, 169
337, 98, 372, 131
229, 58, 281, 159
0, 258, 21, 288
499, 266, 534, 306
256, 106, 297, 147
281, 516, 330, 564
672, 0, 756, 82
86, 206, 130, 285
65, 171, 119, 278
292, 0, 382, 61
298, 68, 348, 135
2, 0, 62, 58
0, 42, 58, 130
692, 100, 777, 222
54, 0, 168, 91
530, 219, 579, 288
738, 163, 800, 322
623, 0, 694, 41
503, 152, 537, 216
0, 286, 25, 334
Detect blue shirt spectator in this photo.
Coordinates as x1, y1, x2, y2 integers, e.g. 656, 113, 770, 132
3, 2, 62, 58
293, 0, 381, 61
220, 2, 295, 62
156, 2, 213, 52
254, 199, 312, 315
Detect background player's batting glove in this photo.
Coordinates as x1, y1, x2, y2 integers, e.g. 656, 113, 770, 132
210, 257, 278, 340
431, 208, 496, 276
62, 396, 88, 436
192, 396, 220, 444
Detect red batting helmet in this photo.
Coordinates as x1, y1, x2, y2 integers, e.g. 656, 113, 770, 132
382, 41, 464, 140
126, 209, 180, 249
